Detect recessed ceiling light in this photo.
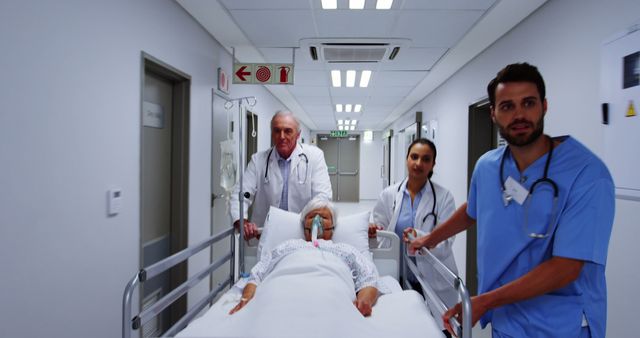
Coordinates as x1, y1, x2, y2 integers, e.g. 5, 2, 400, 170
351, 119, 357, 125
350, 125, 356, 130
345, 119, 350, 125
345, 104, 352, 113
338, 125, 344, 130
336, 104, 343, 112
331, 70, 341, 87
354, 104, 362, 113
322, 0, 337, 9
359, 70, 371, 87
349, 0, 365, 9
346, 70, 356, 87
338, 119, 343, 125
376, 0, 393, 10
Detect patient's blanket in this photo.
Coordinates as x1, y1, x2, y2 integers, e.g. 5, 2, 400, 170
178, 246, 443, 338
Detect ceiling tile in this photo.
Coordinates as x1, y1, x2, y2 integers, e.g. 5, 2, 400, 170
220, 0, 312, 10
393, 11, 484, 47
401, 0, 497, 10
228, 10, 317, 47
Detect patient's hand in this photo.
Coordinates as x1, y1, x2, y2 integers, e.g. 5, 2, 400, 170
354, 286, 378, 317
229, 283, 257, 315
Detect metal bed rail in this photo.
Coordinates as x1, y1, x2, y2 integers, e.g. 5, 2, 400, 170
122, 227, 235, 338
402, 243, 472, 338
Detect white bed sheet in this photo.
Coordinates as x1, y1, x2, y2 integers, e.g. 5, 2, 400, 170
177, 251, 443, 338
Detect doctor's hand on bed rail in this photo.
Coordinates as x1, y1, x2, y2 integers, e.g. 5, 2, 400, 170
229, 283, 257, 314
368, 223, 384, 238
233, 219, 261, 241
402, 228, 437, 254
354, 286, 379, 317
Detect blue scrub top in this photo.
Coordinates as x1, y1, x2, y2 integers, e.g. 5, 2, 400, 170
395, 182, 427, 239
467, 136, 614, 338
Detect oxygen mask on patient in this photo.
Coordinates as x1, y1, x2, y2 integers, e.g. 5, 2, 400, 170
311, 215, 323, 247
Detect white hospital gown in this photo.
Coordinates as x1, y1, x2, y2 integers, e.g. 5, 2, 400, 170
248, 239, 390, 293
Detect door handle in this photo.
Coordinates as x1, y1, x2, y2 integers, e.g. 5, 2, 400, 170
338, 170, 359, 176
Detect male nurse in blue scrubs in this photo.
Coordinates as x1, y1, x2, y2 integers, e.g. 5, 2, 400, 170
408, 63, 614, 338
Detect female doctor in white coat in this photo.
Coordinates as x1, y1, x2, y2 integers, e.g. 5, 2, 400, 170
369, 138, 458, 333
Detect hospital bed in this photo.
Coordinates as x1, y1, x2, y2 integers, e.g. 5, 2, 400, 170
122, 209, 471, 338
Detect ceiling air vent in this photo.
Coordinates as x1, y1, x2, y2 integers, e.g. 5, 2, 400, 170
322, 43, 388, 63
301, 38, 410, 63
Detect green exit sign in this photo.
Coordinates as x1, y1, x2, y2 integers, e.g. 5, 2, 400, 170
330, 130, 348, 137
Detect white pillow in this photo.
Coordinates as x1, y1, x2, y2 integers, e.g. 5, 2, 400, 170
257, 207, 302, 259
333, 211, 371, 255
258, 206, 370, 259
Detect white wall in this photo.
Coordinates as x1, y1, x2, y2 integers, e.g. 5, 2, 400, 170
0, 1, 289, 337
387, 0, 640, 336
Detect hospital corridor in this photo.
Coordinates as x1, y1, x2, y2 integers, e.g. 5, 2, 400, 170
2, 1, 640, 337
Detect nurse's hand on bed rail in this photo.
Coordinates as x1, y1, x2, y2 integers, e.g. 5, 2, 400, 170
229, 283, 257, 315
368, 223, 384, 238
233, 219, 261, 240
354, 286, 379, 317
442, 296, 484, 337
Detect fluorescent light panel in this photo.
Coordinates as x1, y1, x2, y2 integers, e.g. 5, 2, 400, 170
331, 70, 341, 87
359, 70, 371, 87
350, 126, 355, 130
322, 0, 337, 9
336, 104, 343, 112
338, 125, 344, 130
338, 119, 344, 125
345, 104, 352, 113
354, 104, 362, 113
346, 70, 356, 87
349, 0, 365, 9
376, 0, 393, 9
351, 120, 357, 125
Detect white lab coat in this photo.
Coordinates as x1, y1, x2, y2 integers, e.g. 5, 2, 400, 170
370, 178, 459, 320
230, 143, 332, 228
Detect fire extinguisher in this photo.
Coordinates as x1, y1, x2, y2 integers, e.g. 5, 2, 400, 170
279, 66, 290, 83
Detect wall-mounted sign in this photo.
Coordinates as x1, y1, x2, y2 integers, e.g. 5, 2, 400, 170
217, 67, 229, 94
142, 101, 164, 129
233, 63, 294, 85
330, 130, 348, 137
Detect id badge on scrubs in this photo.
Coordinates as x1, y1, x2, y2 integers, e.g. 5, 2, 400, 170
504, 176, 528, 205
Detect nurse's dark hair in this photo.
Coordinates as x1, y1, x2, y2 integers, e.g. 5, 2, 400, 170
406, 138, 436, 179
487, 62, 546, 106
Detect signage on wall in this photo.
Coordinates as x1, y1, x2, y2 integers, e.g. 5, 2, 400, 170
217, 67, 229, 94
330, 130, 348, 137
233, 63, 294, 85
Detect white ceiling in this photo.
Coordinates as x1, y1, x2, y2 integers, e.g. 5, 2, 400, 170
177, 0, 547, 131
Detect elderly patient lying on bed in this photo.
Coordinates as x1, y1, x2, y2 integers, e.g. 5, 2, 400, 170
230, 197, 388, 319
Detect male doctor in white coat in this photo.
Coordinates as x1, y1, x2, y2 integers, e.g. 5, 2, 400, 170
230, 110, 332, 241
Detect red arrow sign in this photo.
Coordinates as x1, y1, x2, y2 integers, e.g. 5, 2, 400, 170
235, 65, 251, 82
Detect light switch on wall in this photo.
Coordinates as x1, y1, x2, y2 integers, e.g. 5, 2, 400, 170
107, 188, 123, 216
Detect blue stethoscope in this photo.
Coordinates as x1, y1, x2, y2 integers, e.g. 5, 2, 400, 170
393, 178, 438, 228
500, 136, 559, 238
264, 144, 309, 185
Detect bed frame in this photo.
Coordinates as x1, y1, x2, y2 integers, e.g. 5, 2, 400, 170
123, 229, 471, 338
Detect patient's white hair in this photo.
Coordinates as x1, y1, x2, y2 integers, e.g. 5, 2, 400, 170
299, 197, 337, 227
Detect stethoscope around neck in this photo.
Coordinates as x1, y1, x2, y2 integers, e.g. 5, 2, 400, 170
264, 144, 309, 185
393, 178, 438, 227
499, 136, 559, 238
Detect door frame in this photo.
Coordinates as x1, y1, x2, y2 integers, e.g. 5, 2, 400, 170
140, 52, 191, 329
466, 98, 495, 297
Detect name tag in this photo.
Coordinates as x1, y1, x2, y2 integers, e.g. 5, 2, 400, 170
504, 176, 529, 205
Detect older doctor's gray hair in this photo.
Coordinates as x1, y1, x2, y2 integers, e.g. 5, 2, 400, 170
271, 110, 301, 132
299, 197, 338, 227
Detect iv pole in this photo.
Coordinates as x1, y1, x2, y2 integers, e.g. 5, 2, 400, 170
223, 95, 257, 278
